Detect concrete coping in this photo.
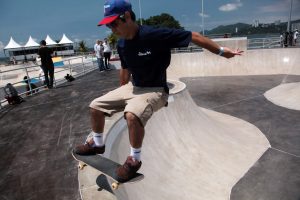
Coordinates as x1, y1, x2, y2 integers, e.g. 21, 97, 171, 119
168, 79, 186, 94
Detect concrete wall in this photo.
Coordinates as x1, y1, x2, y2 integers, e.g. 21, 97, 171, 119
168, 46, 300, 78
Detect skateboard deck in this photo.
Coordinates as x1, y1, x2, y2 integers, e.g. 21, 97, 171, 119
72, 151, 144, 190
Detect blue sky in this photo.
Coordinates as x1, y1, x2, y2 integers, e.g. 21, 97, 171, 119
0, 0, 299, 57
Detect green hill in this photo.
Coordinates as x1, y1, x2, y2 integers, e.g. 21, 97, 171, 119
206, 19, 300, 36
207, 23, 251, 35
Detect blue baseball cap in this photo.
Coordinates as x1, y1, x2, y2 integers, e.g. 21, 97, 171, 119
98, 0, 132, 26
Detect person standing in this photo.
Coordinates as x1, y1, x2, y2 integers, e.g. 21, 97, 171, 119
38, 40, 54, 89
284, 32, 289, 47
103, 38, 111, 70
12, 56, 16, 65
94, 40, 105, 71
294, 29, 299, 46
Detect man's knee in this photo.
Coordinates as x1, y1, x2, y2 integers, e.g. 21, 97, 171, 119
90, 107, 104, 117
125, 112, 143, 127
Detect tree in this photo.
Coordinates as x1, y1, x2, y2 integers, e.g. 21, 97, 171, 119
105, 13, 183, 50
142, 13, 183, 29
78, 40, 88, 53
107, 33, 118, 49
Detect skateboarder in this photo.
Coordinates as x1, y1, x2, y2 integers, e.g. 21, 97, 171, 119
74, 0, 243, 181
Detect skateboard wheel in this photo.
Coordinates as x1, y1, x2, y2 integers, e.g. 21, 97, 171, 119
78, 163, 86, 170
111, 182, 119, 190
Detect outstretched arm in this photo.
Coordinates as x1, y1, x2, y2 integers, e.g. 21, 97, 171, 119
120, 68, 130, 86
191, 32, 243, 58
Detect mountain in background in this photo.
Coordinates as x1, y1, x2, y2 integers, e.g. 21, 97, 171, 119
206, 19, 300, 36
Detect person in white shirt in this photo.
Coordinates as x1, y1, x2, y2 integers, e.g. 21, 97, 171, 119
94, 40, 105, 71
103, 38, 111, 70
294, 29, 299, 46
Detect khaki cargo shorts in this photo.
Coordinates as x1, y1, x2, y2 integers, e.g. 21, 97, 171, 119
90, 82, 168, 126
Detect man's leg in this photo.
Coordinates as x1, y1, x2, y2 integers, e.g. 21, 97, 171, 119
41, 66, 49, 87
97, 58, 102, 71
48, 67, 54, 88
115, 112, 143, 182
126, 112, 145, 161
104, 53, 110, 69
103, 54, 107, 69
107, 52, 111, 69
99, 58, 105, 71
73, 85, 129, 155
73, 108, 106, 155
90, 108, 105, 133
116, 90, 168, 181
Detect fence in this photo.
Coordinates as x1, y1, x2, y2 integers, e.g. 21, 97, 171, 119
0, 54, 97, 109
0, 36, 291, 109
247, 37, 282, 49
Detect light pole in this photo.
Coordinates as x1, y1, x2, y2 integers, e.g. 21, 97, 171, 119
202, 0, 204, 35
287, 0, 293, 32
138, 0, 143, 25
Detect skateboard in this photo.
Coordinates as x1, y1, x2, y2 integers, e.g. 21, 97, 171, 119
72, 151, 144, 190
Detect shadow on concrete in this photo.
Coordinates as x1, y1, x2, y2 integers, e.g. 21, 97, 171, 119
96, 174, 115, 194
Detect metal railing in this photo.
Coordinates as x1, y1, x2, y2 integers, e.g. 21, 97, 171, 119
172, 37, 283, 53
0, 37, 295, 109
0, 55, 98, 109
247, 37, 282, 49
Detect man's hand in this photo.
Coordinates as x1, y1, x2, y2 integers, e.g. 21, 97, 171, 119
191, 32, 244, 59
222, 47, 244, 59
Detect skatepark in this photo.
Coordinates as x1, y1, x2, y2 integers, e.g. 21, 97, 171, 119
0, 38, 299, 200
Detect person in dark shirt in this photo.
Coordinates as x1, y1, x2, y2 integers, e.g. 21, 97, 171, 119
74, 0, 243, 181
38, 40, 54, 89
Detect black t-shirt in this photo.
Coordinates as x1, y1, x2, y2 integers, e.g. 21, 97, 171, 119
117, 25, 192, 91
38, 47, 54, 67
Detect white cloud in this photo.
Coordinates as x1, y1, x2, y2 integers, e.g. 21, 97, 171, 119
199, 12, 210, 18
259, 1, 288, 13
73, 38, 81, 43
259, 0, 300, 13
219, 0, 243, 12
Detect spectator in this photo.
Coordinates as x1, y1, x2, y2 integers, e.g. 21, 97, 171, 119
294, 29, 299, 46
94, 40, 105, 71
38, 40, 55, 89
103, 38, 112, 70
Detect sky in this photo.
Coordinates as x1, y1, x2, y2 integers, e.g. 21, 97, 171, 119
0, 0, 299, 57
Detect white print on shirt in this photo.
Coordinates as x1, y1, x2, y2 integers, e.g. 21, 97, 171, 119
138, 51, 151, 56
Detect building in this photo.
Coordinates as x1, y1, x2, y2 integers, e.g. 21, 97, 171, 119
274, 20, 281, 26
3, 34, 75, 62
292, 22, 300, 31
252, 20, 259, 28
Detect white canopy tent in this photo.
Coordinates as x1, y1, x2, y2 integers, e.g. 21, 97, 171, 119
4, 37, 22, 50
4, 34, 75, 61
45, 35, 57, 46
24, 36, 39, 48
59, 34, 73, 44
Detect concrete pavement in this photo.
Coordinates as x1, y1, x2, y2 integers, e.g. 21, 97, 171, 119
1, 43, 300, 200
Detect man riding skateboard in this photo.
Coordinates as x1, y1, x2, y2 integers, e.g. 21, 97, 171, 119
74, 0, 243, 182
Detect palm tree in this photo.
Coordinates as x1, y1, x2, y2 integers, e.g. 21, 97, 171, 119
78, 40, 88, 53
107, 33, 118, 49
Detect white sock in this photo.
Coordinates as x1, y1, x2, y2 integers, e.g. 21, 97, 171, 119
92, 131, 104, 147
130, 147, 142, 161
